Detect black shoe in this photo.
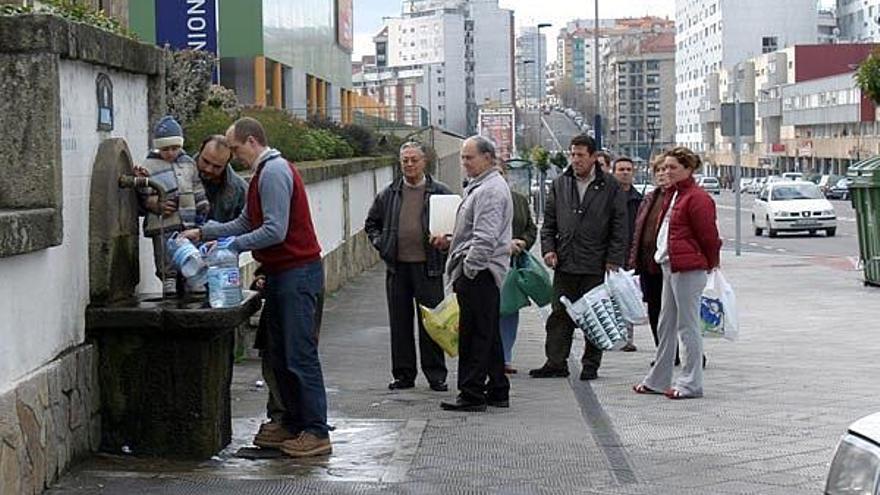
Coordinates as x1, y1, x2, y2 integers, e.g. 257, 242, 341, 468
579, 368, 598, 381
429, 381, 449, 392
440, 399, 487, 412
388, 379, 415, 390
702, 354, 707, 369
528, 365, 570, 378
486, 398, 510, 408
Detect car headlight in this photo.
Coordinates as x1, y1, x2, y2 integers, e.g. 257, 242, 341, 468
825, 433, 880, 495
774, 211, 791, 217
822, 210, 835, 217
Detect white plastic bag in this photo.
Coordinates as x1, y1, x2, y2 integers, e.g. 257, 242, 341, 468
605, 269, 648, 324
700, 270, 738, 341
560, 285, 627, 351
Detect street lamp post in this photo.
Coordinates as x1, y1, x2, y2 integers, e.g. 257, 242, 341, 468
593, 0, 602, 149
536, 22, 552, 221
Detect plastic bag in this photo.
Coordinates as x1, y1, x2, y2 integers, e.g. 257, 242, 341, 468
500, 267, 529, 316
500, 252, 553, 315
605, 269, 648, 324
419, 294, 460, 357
516, 252, 553, 307
700, 270, 738, 341
560, 285, 627, 351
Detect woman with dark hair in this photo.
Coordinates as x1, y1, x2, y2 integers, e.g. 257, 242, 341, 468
633, 147, 721, 400
627, 155, 671, 359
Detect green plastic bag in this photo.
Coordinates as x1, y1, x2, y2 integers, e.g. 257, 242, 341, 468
516, 252, 553, 307
419, 294, 460, 357
500, 267, 529, 316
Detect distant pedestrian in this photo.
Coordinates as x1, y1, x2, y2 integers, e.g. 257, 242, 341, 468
530, 134, 628, 381
365, 142, 452, 392
182, 117, 331, 456
612, 157, 642, 352
434, 136, 513, 412
597, 151, 613, 174
633, 147, 721, 400
499, 164, 538, 374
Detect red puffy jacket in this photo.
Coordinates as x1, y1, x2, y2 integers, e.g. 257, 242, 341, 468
658, 177, 722, 273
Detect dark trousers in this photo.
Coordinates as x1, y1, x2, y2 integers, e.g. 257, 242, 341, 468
265, 260, 329, 438
259, 288, 324, 423
386, 263, 447, 384
545, 271, 605, 372
454, 270, 508, 404
641, 272, 663, 346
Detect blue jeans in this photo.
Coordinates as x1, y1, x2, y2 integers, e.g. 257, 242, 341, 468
265, 260, 329, 437
500, 312, 519, 365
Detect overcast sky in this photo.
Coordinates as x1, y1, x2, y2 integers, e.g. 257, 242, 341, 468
353, 0, 836, 61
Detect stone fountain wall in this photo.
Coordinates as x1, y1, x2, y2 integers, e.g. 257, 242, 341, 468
0, 15, 164, 495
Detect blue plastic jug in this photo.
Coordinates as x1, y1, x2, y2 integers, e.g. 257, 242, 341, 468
167, 232, 207, 280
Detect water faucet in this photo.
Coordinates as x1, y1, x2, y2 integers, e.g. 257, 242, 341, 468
118, 175, 166, 200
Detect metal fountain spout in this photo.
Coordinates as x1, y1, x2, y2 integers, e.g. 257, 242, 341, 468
118, 174, 166, 200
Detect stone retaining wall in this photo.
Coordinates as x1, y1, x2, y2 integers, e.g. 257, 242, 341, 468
0, 345, 100, 495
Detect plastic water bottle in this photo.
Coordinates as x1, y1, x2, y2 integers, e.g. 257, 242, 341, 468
167, 233, 207, 280
204, 237, 242, 308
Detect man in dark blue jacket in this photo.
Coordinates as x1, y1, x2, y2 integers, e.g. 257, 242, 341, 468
365, 142, 453, 392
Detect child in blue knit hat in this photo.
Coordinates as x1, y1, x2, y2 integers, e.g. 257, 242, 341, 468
135, 115, 210, 295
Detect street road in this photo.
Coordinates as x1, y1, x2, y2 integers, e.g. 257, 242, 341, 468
542, 109, 583, 152
713, 189, 860, 267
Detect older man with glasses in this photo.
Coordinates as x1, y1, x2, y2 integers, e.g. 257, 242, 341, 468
365, 142, 453, 392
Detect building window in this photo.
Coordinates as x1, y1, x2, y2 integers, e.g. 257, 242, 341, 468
762, 36, 778, 54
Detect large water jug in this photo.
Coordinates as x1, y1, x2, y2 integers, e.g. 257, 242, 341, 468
204, 238, 242, 308
167, 232, 207, 280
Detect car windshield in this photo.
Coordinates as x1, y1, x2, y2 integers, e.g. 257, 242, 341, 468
771, 183, 823, 201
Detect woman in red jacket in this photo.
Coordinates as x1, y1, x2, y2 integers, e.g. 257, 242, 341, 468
633, 147, 721, 399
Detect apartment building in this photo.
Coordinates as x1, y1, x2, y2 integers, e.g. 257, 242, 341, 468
604, 32, 676, 162
675, 0, 818, 152
701, 44, 878, 178
515, 27, 547, 107
838, 0, 880, 41
359, 0, 513, 135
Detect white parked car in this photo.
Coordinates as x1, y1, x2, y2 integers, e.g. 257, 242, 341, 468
825, 412, 880, 495
752, 181, 837, 237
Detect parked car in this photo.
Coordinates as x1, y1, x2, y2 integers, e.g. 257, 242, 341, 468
825, 412, 880, 495
698, 176, 721, 195
827, 177, 852, 200
748, 177, 767, 194
752, 181, 837, 237
739, 178, 753, 193
813, 174, 843, 196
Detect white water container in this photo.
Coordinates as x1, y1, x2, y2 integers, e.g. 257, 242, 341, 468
429, 194, 462, 237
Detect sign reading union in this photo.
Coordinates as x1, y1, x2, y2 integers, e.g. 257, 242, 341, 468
155, 0, 218, 55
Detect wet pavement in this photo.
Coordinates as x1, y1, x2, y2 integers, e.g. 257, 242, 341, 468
48, 249, 880, 494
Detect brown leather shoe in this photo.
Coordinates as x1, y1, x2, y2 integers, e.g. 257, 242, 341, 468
253, 422, 299, 449
280, 432, 332, 457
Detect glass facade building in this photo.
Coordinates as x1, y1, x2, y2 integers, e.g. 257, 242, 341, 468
130, 0, 354, 121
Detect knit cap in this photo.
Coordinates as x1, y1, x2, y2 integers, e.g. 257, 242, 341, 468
153, 115, 184, 149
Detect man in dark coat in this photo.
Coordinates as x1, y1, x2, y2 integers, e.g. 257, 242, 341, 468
365, 142, 452, 392
530, 134, 628, 381
612, 156, 643, 352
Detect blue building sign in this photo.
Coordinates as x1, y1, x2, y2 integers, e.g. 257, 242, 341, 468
155, 0, 218, 55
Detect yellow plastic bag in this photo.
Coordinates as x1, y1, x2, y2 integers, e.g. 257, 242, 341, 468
419, 294, 460, 357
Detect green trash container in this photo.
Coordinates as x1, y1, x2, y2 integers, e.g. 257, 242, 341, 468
847, 156, 880, 285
